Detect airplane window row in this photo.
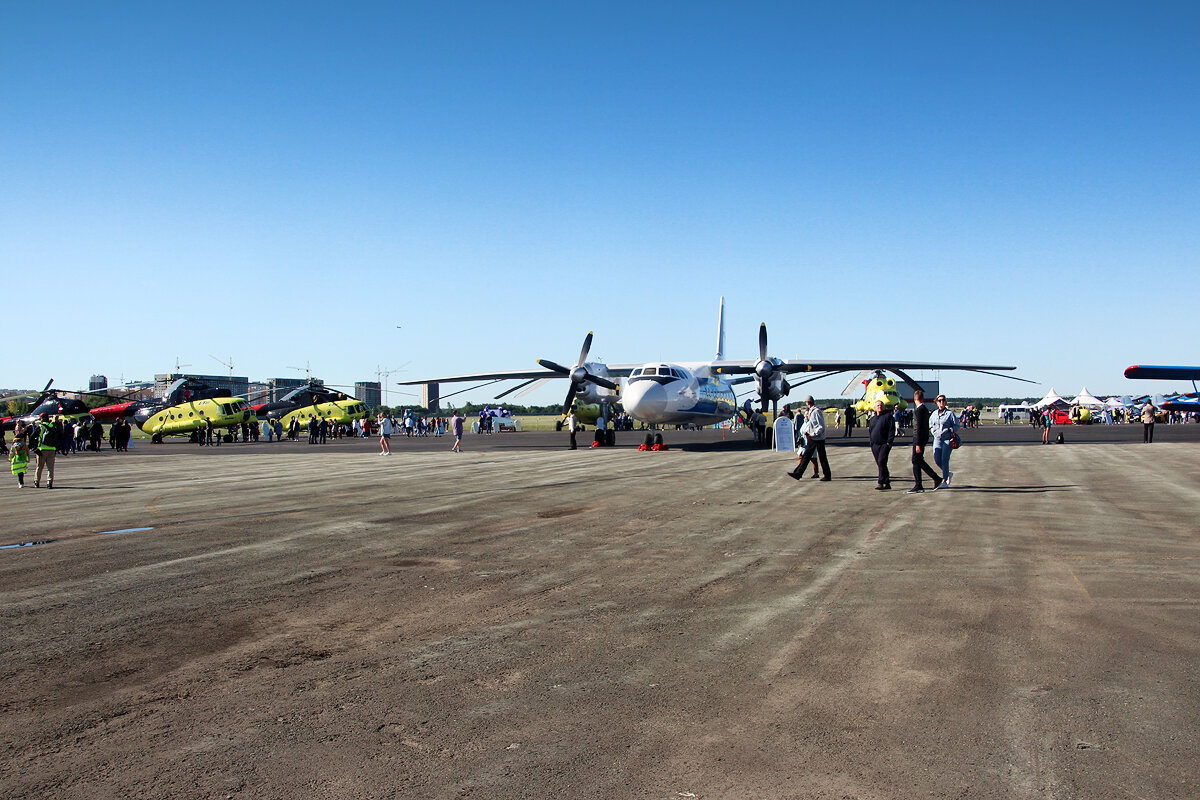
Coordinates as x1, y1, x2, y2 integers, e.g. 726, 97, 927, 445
631, 366, 685, 379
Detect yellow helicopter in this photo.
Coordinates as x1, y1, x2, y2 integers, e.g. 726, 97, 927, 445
90, 377, 253, 442
252, 382, 369, 430
852, 371, 908, 416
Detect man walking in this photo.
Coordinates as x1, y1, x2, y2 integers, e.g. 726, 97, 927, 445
868, 400, 895, 490
788, 396, 831, 481
450, 411, 464, 452
908, 389, 941, 493
33, 412, 58, 488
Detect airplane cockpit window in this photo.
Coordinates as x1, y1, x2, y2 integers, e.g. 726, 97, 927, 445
630, 365, 684, 383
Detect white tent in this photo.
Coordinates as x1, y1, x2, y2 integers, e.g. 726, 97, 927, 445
1070, 387, 1106, 409
1033, 388, 1068, 409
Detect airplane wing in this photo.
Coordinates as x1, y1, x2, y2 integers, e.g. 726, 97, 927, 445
711, 360, 1033, 386
1124, 365, 1200, 381
396, 364, 645, 385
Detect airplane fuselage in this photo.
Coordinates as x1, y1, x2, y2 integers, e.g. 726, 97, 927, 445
619, 363, 737, 426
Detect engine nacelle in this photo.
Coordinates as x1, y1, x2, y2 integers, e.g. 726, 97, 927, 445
574, 362, 620, 406
754, 357, 789, 404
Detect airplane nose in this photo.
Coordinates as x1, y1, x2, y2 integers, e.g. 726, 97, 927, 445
623, 380, 669, 422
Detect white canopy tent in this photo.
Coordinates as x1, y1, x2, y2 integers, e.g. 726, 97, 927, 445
1070, 387, 1106, 408
1033, 388, 1068, 409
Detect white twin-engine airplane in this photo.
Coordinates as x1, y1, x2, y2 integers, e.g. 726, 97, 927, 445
400, 299, 1028, 428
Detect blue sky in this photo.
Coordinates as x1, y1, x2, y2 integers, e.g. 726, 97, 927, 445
3, 2, 1197, 406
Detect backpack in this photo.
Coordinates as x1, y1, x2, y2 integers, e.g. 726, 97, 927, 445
1056, 432, 1065, 444
37, 422, 59, 449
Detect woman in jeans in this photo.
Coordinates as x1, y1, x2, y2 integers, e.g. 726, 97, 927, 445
930, 394, 960, 489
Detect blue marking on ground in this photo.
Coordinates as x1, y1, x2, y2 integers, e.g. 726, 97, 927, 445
1, 539, 58, 550
97, 527, 156, 535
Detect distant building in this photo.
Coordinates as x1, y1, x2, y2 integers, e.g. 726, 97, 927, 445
898, 380, 939, 406
89, 374, 108, 391
355, 381, 381, 408
248, 381, 272, 404
269, 377, 322, 402
155, 373, 249, 399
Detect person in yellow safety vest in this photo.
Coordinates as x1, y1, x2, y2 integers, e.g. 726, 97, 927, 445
10, 422, 30, 488
33, 412, 58, 489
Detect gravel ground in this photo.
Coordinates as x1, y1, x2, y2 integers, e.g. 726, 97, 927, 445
2, 426, 1198, 799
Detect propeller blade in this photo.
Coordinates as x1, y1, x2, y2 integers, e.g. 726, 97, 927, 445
585, 375, 618, 391
562, 384, 578, 415
759, 324, 768, 362
537, 359, 571, 375
577, 331, 594, 367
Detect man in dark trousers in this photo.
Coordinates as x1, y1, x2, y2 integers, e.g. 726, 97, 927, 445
868, 400, 895, 490
788, 396, 831, 481
908, 388, 942, 493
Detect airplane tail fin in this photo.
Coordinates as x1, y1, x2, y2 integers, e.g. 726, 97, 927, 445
715, 296, 726, 361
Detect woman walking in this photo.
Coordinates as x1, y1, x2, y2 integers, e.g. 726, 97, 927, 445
930, 394, 959, 489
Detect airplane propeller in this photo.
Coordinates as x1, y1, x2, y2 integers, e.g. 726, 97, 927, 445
752, 324, 789, 413
538, 331, 619, 414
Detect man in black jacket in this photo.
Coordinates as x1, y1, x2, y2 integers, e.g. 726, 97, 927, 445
908, 388, 942, 493
868, 400, 895, 490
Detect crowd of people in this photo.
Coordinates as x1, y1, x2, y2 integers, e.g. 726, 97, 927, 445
8, 391, 1191, 491
375, 410, 465, 455
786, 390, 961, 493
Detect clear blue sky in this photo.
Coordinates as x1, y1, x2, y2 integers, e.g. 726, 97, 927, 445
3, 2, 1197, 406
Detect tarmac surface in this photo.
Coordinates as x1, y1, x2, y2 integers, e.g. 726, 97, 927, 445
2, 423, 1198, 799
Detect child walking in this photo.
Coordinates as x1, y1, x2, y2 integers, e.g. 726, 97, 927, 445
10, 424, 29, 488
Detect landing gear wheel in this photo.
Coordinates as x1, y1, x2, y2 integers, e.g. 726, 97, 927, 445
152, 433, 163, 444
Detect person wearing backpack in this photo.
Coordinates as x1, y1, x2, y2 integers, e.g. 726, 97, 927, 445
788, 396, 832, 482
33, 412, 58, 488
